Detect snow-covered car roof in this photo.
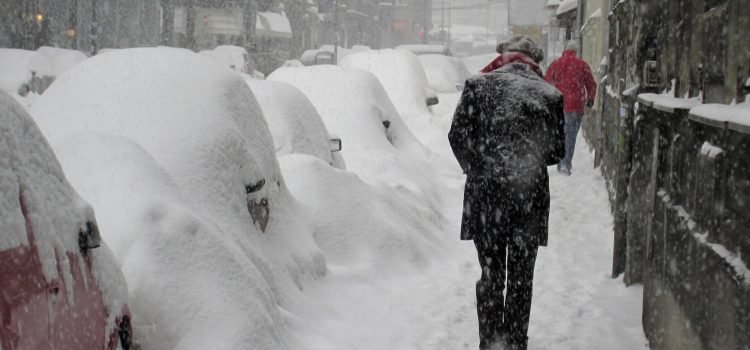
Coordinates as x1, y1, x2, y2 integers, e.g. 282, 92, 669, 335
340, 49, 433, 119
417, 54, 472, 93
395, 44, 452, 56
198, 45, 265, 79
245, 79, 336, 165
30, 47, 325, 349
0, 91, 128, 346
268, 65, 425, 159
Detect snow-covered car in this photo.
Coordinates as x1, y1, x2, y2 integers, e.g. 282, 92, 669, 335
299, 45, 370, 65
341, 49, 439, 114
267, 65, 450, 274
245, 79, 346, 169
199, 45, 264, 79
0, 49, 55, 97
0, 47, 86, 98
30, 47, 325, 349
268, 65, 427, 167
0, 91, 131, 350
395, 44, 452, 56
339, 49, 455, 156
416, 54, 471, 93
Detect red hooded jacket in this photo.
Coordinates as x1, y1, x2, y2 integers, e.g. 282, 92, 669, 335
544, 50, 597, 114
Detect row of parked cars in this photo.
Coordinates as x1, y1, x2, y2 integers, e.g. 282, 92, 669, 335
0, 43, 472, 349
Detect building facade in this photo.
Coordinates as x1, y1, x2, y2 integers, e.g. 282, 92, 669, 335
580, 1, 750, 349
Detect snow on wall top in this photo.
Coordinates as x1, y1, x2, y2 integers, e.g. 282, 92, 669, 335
690, 102, 750, 132
245, 79, 335, 164
637, 93, 701, 113
256, 11, 292, 38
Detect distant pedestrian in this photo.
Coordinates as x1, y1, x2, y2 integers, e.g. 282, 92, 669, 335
450, 36, 565, 350
544, 41, 597, 176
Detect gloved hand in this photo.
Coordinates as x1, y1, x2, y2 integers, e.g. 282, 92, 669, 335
586, 99, 595, 108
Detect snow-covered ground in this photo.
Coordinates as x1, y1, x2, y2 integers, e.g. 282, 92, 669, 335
287, 90, 649, 349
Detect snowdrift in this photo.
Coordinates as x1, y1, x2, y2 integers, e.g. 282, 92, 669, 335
30, 47, 325, 349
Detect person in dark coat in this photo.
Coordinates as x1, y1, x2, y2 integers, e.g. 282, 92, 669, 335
544, 41, 597, 175
449, 36, 565, 350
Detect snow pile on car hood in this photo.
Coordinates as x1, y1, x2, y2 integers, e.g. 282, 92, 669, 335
0, 91, 128, 346
417, 54, 471, 93
30, 47, 325, 349
245, 79, 335, 165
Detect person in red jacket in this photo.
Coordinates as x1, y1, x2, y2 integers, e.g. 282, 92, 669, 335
544, 41, 597, 175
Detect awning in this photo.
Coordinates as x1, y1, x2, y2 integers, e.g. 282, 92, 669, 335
256, 11, 292, 39
556, 0, 578, 16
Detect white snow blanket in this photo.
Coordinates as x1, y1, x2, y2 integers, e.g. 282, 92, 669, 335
30, 47, 325, 350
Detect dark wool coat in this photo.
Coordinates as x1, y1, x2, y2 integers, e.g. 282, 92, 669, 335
449, 63, 565, 246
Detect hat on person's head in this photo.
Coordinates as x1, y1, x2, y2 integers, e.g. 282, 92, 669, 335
565, 40, 580, 53
496, 36, 544, 63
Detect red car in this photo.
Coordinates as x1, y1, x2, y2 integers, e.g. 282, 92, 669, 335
0, 91, 132, 349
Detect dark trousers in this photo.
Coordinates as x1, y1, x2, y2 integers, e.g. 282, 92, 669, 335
474, 236, 538, 350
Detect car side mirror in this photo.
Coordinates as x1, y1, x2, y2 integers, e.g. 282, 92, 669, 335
79, 221, 101, 254
329, 138, 342, 152
455, 84, 464, 92
426, 96, 439, 106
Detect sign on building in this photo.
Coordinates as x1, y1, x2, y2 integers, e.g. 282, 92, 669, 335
319, 0, 335, 14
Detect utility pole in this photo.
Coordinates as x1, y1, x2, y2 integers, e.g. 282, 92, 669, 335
507, 0, 511, 35
447, 0, 451, 47
90, 0, 98, 55
441, 0, 445, 44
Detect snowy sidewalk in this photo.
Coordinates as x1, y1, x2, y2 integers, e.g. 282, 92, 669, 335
290, 136, 649, 350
